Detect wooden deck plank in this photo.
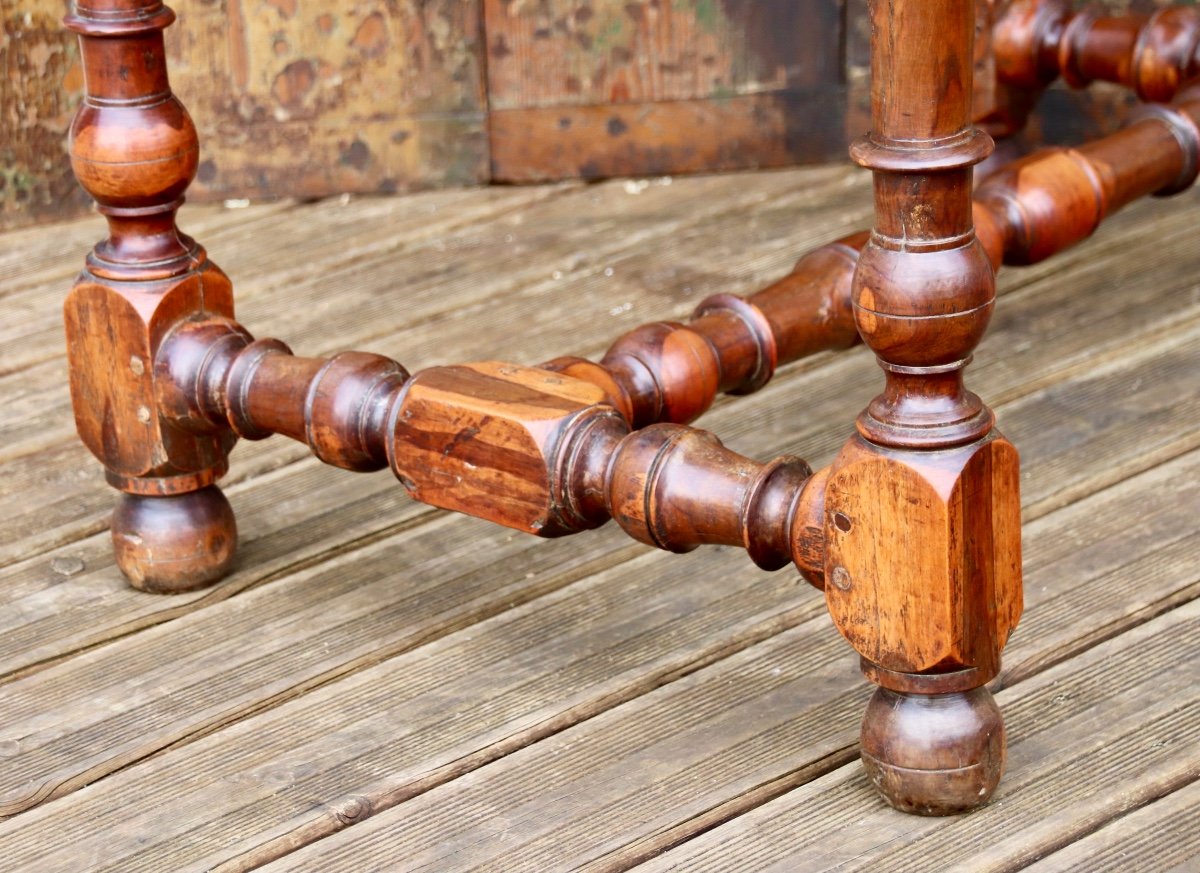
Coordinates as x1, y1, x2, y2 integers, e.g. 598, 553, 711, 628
242, 473, 1200, 873
0, 184, 567, 377
1, 411, 1193, 867
2, 182, 1197, 683
0, 543, 821, 871
1022, 779, 1200, 872
0, 167, 864, 570
638, 601, 1200, 873
0, 166, 1196, 872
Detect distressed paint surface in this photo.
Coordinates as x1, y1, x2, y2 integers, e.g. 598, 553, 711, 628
1, 1, 88, 231
489, 87, 848, 181
169, 0, 488, 201
3, 0, 487, 228
485, 0, 844, 180
484, 0, 840, 109
2, 0, 1181, 228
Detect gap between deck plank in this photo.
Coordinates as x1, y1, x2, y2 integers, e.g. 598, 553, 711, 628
1021, 777, 1200, 872
0, 386, 1195, 868
2, 194, 1196, 688
633, 601, 1200, 873
245, 465, 1200, 873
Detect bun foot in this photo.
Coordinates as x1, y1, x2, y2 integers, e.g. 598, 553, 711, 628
860, 685, 1005, 816
111, 485, 238, 593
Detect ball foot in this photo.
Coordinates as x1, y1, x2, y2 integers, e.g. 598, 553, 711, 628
860, 685, 1005, 815
111, 485, 237, 593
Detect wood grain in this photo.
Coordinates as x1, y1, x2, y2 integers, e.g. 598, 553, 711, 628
1022, 779, 1200, 872
0, 265, 1195, 862
640, 598, 1200, 873
246, 459, 1200, 873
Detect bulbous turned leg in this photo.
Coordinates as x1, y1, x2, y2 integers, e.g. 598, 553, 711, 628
860, 685, 1005, 815
824, 0, 1025, 818
64, 1, 242, 592
824, 433, 1021, 814
111, 486, 237, 593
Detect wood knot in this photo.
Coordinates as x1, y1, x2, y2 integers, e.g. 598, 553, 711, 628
330, 795, 374, 825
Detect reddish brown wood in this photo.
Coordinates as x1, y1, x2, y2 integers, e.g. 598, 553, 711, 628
63, 0, 239, 593
152, 330, 830, 578
543, 93, 1200, 424
586, 423, 817, 572
860, 686, 1006, 816
996, 0, 1200, 102
975, 95, 1200, 265
110, 486, 237, 593
543, 234, 865, 427
158, 321, 411, 473
827, 0, 1022, 815
60, 0, 1200, 822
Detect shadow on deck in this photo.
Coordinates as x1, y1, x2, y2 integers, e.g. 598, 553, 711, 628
0, 163, 1197, 871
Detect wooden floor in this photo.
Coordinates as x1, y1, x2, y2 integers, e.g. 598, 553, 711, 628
1, 163, 1198, 872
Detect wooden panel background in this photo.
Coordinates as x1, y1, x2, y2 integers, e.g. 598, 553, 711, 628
1, 1, 91, 230
174, 0, 487, 200
2, 0, 489, 231
0, 0, 1168, 230
484, 0, 846, 181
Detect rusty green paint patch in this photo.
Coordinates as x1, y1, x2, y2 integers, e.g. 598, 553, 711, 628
1, 4, 90, 229
692, 0, 723, 33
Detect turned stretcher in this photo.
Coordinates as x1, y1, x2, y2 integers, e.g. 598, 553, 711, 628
62, 0, 1200, 815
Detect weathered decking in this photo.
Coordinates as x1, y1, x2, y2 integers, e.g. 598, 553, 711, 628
0, 163, 1197, 872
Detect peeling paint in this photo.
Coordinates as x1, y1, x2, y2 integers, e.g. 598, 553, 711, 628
3, 0, 1161, 228
1, 4, 89, 229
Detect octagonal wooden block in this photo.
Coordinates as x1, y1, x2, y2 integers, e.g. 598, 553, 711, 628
387, 362, 614, 537
823, 432, 1023, 678
64, 262, 236, 487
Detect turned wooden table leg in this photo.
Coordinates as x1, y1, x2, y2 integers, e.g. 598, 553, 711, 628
64, 1, 238, 592
824, 0, 1023, 814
